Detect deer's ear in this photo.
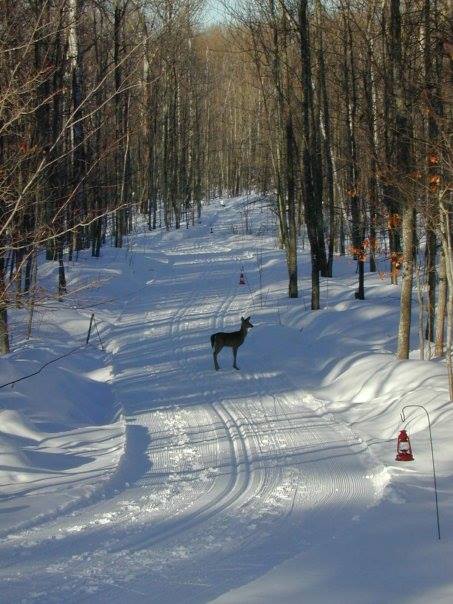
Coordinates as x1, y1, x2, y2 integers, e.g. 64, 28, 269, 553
246, 316, 250, 321
241, 316, 244, 321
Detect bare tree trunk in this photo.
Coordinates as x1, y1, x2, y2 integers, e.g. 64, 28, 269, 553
423, 0, 441, 344
113, 1, 126, 247
363, 27, 380, 274
299, 0, 326, 309
342, 6, 364, 299
68, 0, 87, 250
388, 0, 415, 360
26, 253, 38, 340
0, 256, 9, 354
381, 5, 401, 276
425, 226, 437, 342
286, 116, 298, 298
435, 250, 447, 357
439, 198, 453, 398
416, 263, 426, 360
316, 0, 335, 278
397, 206, 415, 359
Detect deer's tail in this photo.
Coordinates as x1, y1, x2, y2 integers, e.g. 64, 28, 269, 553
210, 334, 216, 349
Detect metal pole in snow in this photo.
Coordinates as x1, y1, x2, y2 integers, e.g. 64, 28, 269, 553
86, 313, 95, 345
401, 404, 441, 540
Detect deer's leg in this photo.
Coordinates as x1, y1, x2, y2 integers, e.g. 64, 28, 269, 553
213, 344, 222, 370
233, 347, 239, 370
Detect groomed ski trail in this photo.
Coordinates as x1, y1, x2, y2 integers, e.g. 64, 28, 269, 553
0, 199, 382, 603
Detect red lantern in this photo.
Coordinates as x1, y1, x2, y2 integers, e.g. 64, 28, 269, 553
395, 429, 414, 461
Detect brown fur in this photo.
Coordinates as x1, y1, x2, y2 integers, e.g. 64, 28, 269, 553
210, 316, 253, 370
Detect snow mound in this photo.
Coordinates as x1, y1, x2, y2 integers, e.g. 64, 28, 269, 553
0, 343, 126, 535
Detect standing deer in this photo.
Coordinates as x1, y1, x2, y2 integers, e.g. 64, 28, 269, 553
211, 316, 253, 370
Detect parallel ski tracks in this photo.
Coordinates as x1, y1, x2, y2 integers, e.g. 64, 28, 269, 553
133, 242, 298, 552
121, 249, 257, 552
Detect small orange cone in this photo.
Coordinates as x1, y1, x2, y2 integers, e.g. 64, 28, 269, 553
239, 272, 246, 285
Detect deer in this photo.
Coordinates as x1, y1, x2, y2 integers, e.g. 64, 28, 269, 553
211, 316, 253, 371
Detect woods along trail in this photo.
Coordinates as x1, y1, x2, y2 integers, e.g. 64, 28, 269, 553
0, 205, 381, 603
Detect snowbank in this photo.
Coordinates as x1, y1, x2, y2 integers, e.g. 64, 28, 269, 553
0, 326, 126, 537
212, 236, 453, 604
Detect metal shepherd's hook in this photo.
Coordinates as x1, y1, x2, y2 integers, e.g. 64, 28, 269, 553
401, 405, 441, 540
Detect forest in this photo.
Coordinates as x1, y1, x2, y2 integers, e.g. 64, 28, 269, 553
0, 0, 452, 394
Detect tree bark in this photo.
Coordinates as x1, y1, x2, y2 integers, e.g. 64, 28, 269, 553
397, 206, 415, 359
286, 117, 298, 298
434, 249, 447, 357
0, 256, 9, 354
298, 0, 326, 309
389, 0, 415, 360
316, 0, 335, 278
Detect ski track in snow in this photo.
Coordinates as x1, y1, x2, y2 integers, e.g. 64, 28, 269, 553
0, 204, 380, 603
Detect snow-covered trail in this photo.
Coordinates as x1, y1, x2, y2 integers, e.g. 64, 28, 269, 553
1, 200, 381, 603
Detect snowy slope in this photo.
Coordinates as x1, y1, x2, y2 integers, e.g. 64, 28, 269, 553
0, 332, 125, 536
0, 196, 452, 603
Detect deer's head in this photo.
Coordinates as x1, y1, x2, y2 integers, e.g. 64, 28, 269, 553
241, 316, 253, 331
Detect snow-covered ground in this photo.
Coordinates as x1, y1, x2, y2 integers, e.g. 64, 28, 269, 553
0, 196, 452, 603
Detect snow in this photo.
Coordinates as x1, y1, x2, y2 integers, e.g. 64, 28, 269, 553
0, 195, 452, 603
0, 342, 125, 535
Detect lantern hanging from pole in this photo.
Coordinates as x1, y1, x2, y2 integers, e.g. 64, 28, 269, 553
395, 429, 414, 461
